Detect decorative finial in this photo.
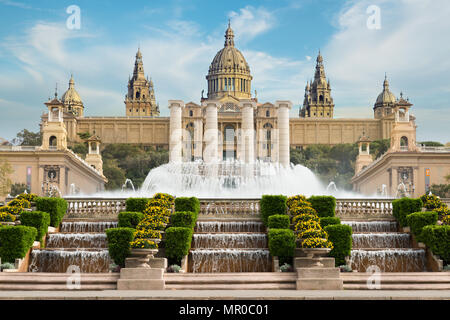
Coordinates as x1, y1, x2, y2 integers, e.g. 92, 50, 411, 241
54, 83, 58, 98
228, 18, 231, 28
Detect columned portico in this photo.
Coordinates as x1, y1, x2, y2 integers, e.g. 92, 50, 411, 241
239, 100, 256, 163
276, 101, 292, 167
203, 101, 219, 163
169, 100, 184, 163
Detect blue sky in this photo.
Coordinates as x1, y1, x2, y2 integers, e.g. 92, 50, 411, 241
0, 0, 449, 143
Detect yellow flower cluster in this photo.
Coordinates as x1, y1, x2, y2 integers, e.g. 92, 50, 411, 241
442, 215, 450, 226
130, 238, 158, 249
8, 198, 31, 209
16, 193, 38, 202
289, 194, 332, 249
301, 237, 334, 249
421, 193, 445, 210
132, 193, 174, 249
0, 205, 22, 215
0, 211, 16, 222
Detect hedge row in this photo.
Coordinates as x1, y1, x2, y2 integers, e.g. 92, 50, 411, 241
125, 198, 149, 213
319, 217, 341, 228
421, 225, 450, 264
268, 229, 295, 258
19, 211, 50, 243
35, 197, 67, 228
268, 214, 290, 229
105, 227, 135, 267
324, 224, 353, 266
406, 211, 438, 242
308, 196, 336, 218
260, 195, 287, 225
0, 225, 37, 263
165, 197, 200, 263
392, 198, 423, 227
118, 211, 144, 229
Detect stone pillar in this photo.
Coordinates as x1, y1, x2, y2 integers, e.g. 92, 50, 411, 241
203, 101, 219, 163
240, 100, 256, 163
168, 100, 184, 163
276, 101, 292, 167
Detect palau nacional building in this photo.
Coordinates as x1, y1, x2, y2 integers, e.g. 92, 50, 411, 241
1, 24, 449, 198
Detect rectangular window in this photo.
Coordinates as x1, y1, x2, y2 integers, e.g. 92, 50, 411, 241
26, 167, 32, 191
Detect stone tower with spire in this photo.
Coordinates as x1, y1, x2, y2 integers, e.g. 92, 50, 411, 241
299, 51, 334, 118
373, 74, 397, 119
125, 48, 159, 116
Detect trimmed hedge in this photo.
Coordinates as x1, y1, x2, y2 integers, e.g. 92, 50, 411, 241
421, 225, 450, 264
406, 211, 438, 242
324, 224, 352, 266
268, 214, 290, 229
165, 227, 193, 261
308, 196, 336, 217
174, 197, 200, 214
0, 226, 37, 263
268, 228, 295, 258
35, 197, 68, 228
118, 211, 144, 229
125, 198, 149, 213
260, 195, 287, 225
392, 197, 423, 227
319, 217, 341, 228
19, 211, 50, 243
171, 211, 197, 228
105, 227, 135, 267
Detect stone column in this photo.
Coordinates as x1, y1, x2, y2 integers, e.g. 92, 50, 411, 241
276, 101, 292, 167
168, 100, 184, 163
202, 101, 219, 163
240, 100, 256, 163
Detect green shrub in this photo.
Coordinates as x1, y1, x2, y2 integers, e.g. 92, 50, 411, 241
260, 195, 287, 225
19, 211, 50, 243
174, 197, 200, 214
308, 196, 336, 217
392, 198, 423, 227
105, 227, 135, 267
319, 217, 341, 228
406, 211, 438, 242
268, 214, 290, 229
165, 227, 193, 261
324, 224, 352, 266
35, 197, 68, 227
118, 211, 144, 228
268, 229, 295, 258
171, 211, 198, 228
421, 225, 450, 264
0, 226, 37, 263
125, 198, 149, 213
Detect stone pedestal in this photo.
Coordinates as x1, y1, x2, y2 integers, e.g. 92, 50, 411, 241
294, 257, 335, 269
296, 267, 343, 290
117, 268, 165, 290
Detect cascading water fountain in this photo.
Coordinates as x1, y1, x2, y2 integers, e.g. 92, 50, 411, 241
190, 219, 272, 273
29, 220, 117, 273
121, 178, 135, 192
343, 220, 426, 272
326, 181, 338, 194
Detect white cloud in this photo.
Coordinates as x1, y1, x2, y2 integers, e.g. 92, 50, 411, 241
228, 6, 276, 43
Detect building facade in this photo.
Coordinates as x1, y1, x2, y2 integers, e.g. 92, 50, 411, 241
43, 24, 401, 158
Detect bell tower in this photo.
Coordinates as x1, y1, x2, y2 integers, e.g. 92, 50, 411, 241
85, 135, 104, 175
300, 51, 334, 118
125, 48, 159, 116
41, 90, 68, 151
389, 93, 418, 152
355, 132, 373, 174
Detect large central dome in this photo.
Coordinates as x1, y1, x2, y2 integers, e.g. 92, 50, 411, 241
206, 23, 253, 100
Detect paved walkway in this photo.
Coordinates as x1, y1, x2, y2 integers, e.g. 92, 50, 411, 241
0, 290, 449, 300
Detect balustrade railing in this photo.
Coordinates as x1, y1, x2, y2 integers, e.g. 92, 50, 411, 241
64, 197, 396, 219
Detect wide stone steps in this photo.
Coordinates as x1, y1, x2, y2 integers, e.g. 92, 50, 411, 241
164, 272, 296, 290
0, 273, 119, 290
341, 272, 450, 290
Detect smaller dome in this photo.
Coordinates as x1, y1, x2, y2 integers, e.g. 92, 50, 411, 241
376, 76, 396, 104
61, 75, 83, 105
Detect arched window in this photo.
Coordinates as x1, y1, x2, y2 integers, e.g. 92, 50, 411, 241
400, 136, 409, 148
319, 95, 324, 102
266, 110, 270, 117
263, 123, 273, 160
49, 136, 57, 148
223, 124, 236, 160
136, 91, 140, 99
189, 110, 193, 117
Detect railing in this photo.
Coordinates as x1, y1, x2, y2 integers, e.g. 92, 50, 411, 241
64, 197, 396, 219
199, 199, 260, 217
335, 198, 393, 219
65, 198, 126, 218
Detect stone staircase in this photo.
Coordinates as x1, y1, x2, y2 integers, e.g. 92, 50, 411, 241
165, 272, 296, 290
0, 273, 119, 290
